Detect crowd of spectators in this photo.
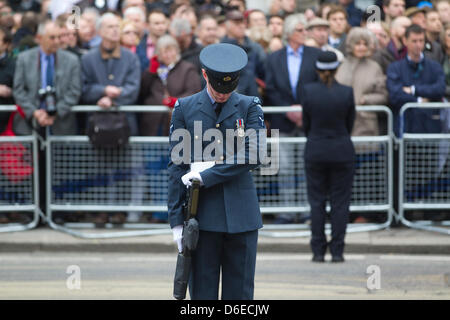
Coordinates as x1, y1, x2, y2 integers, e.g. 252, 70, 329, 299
0, 0, 450, 224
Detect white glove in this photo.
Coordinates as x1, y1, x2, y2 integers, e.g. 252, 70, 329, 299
181, 171, 203, 187
172, 225, 183, 252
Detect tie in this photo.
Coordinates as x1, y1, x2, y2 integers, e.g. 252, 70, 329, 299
46, 55, 54, 87
215, 102, 223, 118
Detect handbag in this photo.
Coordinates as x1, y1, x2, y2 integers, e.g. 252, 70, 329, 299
87, 108, 130, 149
0, 106, 34, 183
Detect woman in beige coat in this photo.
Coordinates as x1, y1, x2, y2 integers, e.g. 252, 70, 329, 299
336, 27, 388, 137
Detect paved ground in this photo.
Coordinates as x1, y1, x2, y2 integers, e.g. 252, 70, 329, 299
0, 252, 449, 300
0, 224, 448, 300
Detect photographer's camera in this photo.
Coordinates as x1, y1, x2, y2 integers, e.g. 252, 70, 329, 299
39, 86, 57, 116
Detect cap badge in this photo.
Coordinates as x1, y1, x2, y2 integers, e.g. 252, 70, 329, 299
223, 76, 232, 81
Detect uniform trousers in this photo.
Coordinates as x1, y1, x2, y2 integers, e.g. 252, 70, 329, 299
189, 229, 258, 300
305, 161, 354, 257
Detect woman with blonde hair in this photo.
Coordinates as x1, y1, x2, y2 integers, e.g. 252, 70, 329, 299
120, 19, 139, 53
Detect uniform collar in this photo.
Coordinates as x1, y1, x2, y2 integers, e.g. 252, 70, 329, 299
205, 86, 216, 105
199, 88, 238, 122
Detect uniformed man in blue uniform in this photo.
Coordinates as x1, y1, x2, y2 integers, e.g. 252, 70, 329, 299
167, 43, 266, 300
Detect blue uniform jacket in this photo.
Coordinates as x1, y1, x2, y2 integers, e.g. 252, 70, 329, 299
167, 88, 266, 233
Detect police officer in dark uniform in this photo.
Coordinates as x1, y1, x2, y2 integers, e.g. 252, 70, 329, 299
167, 43, 266, 299
302, 51, 356, 263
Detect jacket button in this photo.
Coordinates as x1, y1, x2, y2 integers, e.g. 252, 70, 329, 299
216, 123, 220, 128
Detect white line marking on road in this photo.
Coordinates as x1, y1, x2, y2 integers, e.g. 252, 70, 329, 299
115, 254, 369, 262
256, 254, 366, 261
1, 254, 448, 264
0, 254, 369, 263
117, 256, 174, 262
0, 256, 104, 262
379, 255, 450, 262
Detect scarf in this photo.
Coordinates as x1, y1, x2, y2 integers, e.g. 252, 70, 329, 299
387, 40, 407, 61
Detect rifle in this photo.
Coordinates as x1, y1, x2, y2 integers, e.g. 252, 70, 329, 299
173, 178, 200, 300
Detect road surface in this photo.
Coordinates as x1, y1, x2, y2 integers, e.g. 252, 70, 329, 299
0, 252, 449, 299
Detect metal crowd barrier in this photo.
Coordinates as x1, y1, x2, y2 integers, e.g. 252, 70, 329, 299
0, 105, 40, 233
46, 105, 394, 238
47, 106, 172, 238
398, 103, 450, 235
257, 106, 394, 237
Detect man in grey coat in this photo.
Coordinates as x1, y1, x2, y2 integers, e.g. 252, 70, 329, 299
13, 19, 81, 135
12, 19, 81, 218
81, 12, 140, 135
80, 12, 142, 223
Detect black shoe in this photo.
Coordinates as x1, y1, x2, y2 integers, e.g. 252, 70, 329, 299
312, 255, 325, 262
331, 255, 345, 263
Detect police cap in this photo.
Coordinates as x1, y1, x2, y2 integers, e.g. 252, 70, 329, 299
315, 51, 339, 71
200, 43, 248, 94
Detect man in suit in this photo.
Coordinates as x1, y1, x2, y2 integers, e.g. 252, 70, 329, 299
264, 13, 320, 223
13, 19, 81, 135
265, 13, 320, 135
168, 43, 266, 300
327, 5, 348, 54
12, 19, 81, 217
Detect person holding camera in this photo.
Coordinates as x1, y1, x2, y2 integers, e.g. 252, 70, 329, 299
12, 19, 81, 218
12, 19, 81, 136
